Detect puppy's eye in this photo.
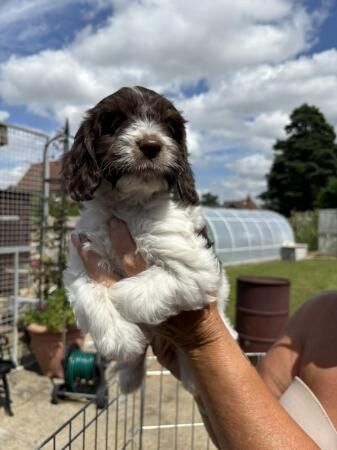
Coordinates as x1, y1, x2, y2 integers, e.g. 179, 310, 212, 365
100, 111, 126, 136
166, 117, 185, 143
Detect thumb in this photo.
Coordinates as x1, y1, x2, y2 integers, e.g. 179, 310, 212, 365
108, 217, 137, 258
108, 216, 146, 276
71, 232, 80, 251
71, 232, 90, 254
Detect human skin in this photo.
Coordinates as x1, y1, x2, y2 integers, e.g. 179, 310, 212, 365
71, 218, 319, 450
259, 291, 337, 428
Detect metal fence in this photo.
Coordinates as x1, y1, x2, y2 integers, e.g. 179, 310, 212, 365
37, 355, 217, 450
0, 121, 72, 363
319, 209, 337, 256
37, 353, 265, 450
0, 122, 49, 363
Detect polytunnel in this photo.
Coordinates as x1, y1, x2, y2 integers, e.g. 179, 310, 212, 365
202, 208, 294, 266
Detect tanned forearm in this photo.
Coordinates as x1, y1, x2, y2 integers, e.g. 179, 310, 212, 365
182, 314, 319, 450
75, 216, 322, 450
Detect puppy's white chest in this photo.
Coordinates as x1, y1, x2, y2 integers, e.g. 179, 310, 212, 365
77, 198, 205, 270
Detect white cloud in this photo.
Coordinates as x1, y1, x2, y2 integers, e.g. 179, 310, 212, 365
0, 165, 27, 189
0, 110, 9, 121
0, 0, 335, 200
70, 0, 311, 78
211, 176, 268, 203
243, 111, 289, 154
206, 154, 273, 201
186, 126, 202, 159
226, 154, 272, 181
0, 0, 320, 119
180, 50, 337, 151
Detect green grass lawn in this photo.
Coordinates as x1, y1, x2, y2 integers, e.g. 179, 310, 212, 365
225, 259, 337, 322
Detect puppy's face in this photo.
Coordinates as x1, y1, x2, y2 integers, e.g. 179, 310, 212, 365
63, 86, 198, 205
94, 87, 185, 184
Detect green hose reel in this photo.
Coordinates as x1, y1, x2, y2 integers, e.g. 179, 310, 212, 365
65, 347, 97, 392
52, 345, 108, 409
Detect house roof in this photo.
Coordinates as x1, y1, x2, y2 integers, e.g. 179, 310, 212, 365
11, 160, 62, 193
223, 195, 258, 209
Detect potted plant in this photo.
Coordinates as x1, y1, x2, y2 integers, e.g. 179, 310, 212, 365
20, 288, 84, 378
21, 128, 84, 378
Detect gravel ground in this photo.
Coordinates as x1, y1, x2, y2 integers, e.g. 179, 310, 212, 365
0, 356, 215, 450
0, 368, 86, 449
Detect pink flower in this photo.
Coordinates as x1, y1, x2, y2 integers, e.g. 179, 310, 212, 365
30, 258, 40, 269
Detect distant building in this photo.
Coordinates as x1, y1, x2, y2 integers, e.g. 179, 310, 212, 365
0, 190, 32, 292
223, 195, 258, 210
11, 160, 62, 193
0, 160, 63, 292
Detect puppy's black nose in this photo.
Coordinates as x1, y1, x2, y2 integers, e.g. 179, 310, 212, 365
138, 139, 162, 159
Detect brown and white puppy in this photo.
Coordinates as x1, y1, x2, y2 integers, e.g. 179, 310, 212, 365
62, 86, 234, 394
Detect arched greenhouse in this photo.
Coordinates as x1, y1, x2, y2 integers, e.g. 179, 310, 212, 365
202, 208, 294, 266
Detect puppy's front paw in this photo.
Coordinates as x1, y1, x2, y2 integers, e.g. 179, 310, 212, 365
116, 356, 146, 394
92, 313, 147, 361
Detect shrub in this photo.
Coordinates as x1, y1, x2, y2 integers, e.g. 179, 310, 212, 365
289, 211, 318, 251
20, 288, 76, 332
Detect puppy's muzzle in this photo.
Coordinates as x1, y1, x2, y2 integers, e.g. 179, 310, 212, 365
137, 138, 162, 160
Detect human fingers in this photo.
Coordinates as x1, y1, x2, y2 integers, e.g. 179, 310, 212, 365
108, 217, 146, 276
71, 232, 120, 287
71, 233, 94, 265
71, 231, 87, 252
71, 232, 96, 261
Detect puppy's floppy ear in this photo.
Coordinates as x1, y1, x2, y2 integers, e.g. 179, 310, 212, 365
62, 115, 102, 202
176, 148, 213, 247
167, 110, 200, 206
175, 130, 200, 205
176, 158, 199, 205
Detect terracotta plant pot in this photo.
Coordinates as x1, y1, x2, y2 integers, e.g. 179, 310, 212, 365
27, 323, 85, 378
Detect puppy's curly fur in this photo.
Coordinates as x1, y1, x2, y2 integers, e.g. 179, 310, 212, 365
63, 86, 235, 394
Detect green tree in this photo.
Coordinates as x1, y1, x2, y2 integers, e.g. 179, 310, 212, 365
200, 192, 219, 206
317, 177, 337, 208
261, 104, 337, 216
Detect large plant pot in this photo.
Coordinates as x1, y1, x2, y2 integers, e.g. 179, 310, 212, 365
27, 324, 85, 378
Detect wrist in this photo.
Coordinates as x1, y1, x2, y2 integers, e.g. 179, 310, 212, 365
171, 303, 229, 354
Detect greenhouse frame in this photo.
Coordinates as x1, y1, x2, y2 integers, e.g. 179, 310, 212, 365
202, 208, 294, 266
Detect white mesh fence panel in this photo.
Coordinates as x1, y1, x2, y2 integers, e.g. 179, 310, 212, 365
0, 123, 49, 362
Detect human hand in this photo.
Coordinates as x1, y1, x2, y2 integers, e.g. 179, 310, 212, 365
71, 217, 225, 377
151, 301, 226, 358
71, 231, 118, 287
71, 216, 146, 287
71, 218, 183, 377
148, 305, 224, 382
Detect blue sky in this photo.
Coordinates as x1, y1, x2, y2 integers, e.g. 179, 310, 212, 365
0, 1, 112, 62
0, 0, 336, 200
306, 0, 337, 52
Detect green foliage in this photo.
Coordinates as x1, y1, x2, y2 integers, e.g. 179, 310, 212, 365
37, 255, 66, 297
30, 193, 43, 226
49, 194, 80, 217
261, 104, 337, 216
39, 192, 77, 298
289, 211, 318, 251
20, 288, 76, 332
317, 177, 337, 208
201, 192, 220, 206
